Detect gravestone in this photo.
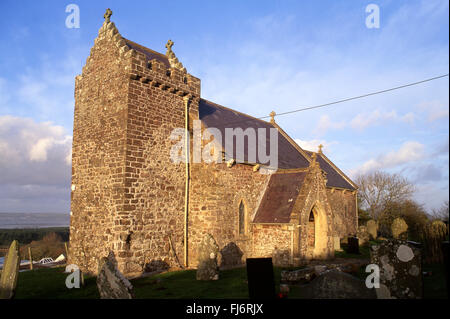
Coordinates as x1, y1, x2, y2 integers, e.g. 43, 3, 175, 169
246, 258, 275, 299
196, 233, 220, 280
391, 217, 408, 240
370, 240, 422, 299
346, 237, 360, 254
0, 240, 20, 299
334, 236, 342, 251
97, 252, 134, 299
366, 220, 378, 240
299, 269, 376, 299
357, 226, 370, 246
281, 267, 315, 284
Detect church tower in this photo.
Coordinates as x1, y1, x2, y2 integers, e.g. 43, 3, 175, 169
69, 9, 200, 276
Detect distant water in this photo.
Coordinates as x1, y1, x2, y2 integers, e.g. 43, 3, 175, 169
0, 213, 70, 229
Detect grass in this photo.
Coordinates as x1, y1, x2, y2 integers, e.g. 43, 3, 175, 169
11, 251, 448, 299
15, 267, 99, 299
334, 240, 381, 259
422, 263, 448, 299
14, 266, 291, 299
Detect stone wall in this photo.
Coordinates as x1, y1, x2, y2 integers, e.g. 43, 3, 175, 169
252, 224, 293, 266
290, 161, 335, 261
69, 21, 133, 274
120, 41, 200, 275
189, 162, 270, 267
70, 20, 201, 276
326, 188, 358, 238
70, 19, 359, 276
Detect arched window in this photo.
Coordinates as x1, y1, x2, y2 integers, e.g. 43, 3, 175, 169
239, 200, 246, 235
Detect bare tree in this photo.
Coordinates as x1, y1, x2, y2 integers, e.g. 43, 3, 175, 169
355, 170, 415, 220
431, 201, 449, 222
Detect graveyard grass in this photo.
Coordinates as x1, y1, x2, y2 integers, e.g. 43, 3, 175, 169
13, 263, 448, 299
14, 266, 295, 299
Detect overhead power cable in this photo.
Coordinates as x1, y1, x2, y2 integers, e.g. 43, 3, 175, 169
259, 73, 449, 120
211, 73, 449, 127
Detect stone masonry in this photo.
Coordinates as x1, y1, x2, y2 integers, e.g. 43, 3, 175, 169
69, 10, 359, 277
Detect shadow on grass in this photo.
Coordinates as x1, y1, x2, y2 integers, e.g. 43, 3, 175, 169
15, 266, 99, 299
13, 262, 448, 299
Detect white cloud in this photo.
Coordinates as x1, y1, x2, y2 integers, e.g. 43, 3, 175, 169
417, 100, 449, 122
0, 115, 72, 185
350, 109, 397, 130
400, 112, 415, 124
30, 138, 54, 161
351, 141, 425, 175
414, 182, 449, 214
349, 109, 417, 131
294, 138, 336, 154
313, 115, 346, 135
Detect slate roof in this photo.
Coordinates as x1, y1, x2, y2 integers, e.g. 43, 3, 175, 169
124, 38, 170, 68
305, 151, 356, 190
199, 99, 310, 169
253, 171, 307, 223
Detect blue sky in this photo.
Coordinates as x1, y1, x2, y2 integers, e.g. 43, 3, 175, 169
0, 0, 448, 214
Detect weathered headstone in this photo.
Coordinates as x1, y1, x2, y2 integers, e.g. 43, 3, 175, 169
299, 270, 376, 299
0, 240, 20, 299
334, 236, 342, 251
196, 233, 220, 280
366, 220, 378, 240
314, 265, 328, 276
391, 217, 408, 240
357, 226, 370, 246
246, 258, 275, 299
281, 267, 315, 284
370, 240, 422, 299
96, 252, 134, 299
346, 237, 360, 254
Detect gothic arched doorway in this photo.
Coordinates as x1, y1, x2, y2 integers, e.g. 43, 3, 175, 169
306, 204, 330, 259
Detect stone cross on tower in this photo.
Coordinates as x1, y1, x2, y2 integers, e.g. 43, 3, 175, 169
269, 111, 276, 124
318, 144, 323, 153
165, 39, 187, 73
165, 39, 174, 55
104, 8, 112, 23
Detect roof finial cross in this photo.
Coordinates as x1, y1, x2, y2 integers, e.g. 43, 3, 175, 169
318, 144, 323, 153
165, 39, 187, 73
270, 111, 276, 124
166, 39, 174, 52
104, 8, 112, 23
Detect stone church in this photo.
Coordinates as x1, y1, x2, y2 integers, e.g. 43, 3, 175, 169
69, 10, 358, 277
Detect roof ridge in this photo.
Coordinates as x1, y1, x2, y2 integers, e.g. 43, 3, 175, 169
123, 38, 168, 60
317, 152, 358, 189
271, 122, 312, 163
200, 98, 273, 126
305, 150, 357, 189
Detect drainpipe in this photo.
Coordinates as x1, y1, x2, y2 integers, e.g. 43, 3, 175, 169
183, 95, 191, 268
